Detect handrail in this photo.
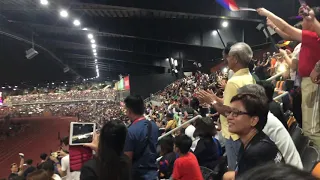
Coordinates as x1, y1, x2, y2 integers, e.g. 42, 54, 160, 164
158, 115, 202, 141
273, 91, 289, 101
266, 72, 284, 82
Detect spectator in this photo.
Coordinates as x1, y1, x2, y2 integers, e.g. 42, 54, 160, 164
172, 135, 203, 180
23, 159, 37, 178
238, 84, 303, 169
8, 155, 24, 180
158, 135, 177, 179
26, 169, 52, 180
193, 117, 219, 170
50, 136, 80, 180
81, 120, 131, 180
198, 42, 256, 170
223, 93, 283, 180
259, 81, 288, 130
41, 161, 61, 180
257, 6, 320, 147
123, 95, 159, 180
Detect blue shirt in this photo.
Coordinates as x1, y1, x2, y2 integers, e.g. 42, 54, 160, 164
124, 119, 159, 180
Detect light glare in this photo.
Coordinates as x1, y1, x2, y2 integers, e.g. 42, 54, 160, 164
93, 49, 96, 53
73, 19, 81, 26
91, 39, 95, 43
60, 10, 68, 18
87, 34, 93, 39
212, 30, 217, 36
40, 0, 48, 5
222, 21, 228, 28
91, 44, 96, 48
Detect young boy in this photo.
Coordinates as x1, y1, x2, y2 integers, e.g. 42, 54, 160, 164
172, 135, 203, 180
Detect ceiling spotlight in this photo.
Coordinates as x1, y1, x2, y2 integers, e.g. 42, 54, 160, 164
82, 28, 88, 30
93, 49, 96, 53
87, 34, 93, 39
91, 44, 97, 48
94, 53, 97, 56
212, 30, 217, 36
222, 21, 229, 28
60, 10, 68, 18
95, 59, 97, 62
90, 39, 95, 44
40, 0, 49, 5
73, 19, 81, 26
165, 58, 169, 61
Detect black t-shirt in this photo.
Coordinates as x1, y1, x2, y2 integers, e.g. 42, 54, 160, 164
236, 132, 283, 177
80, 155, 131, 180
8, 173, 18, 180
193, 137, 219, 170
23, 166, 36, 177
158, 152, 177, 179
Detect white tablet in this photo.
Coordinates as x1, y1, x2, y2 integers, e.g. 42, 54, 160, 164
69, 122, 96, 146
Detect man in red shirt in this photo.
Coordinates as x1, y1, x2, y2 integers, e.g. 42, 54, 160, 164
257, 6, 320, 147
172, 135, 203, 180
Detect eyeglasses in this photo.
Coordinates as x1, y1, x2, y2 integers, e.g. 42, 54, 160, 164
225, 109, 251, 117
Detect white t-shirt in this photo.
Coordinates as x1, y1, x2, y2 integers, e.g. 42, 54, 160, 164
263, 112, 303, 169
184, 125, 199, 152
291, 43, 302, 86
61, 155, 81, 180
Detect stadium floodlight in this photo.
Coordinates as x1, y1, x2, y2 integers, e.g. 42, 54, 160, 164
87, 34, 93, 39
91, 39, 95, 44
93, 49, 96, 53
40, 0, 48, 5
82, 28, 88, 30
222, 21, 229, 28
95, 59, 97, 62
91, 44, 97, 48
73, 19, 81, 26
60, 10, 68, 18
94, 53, 97, 56
212, 30, 217, 36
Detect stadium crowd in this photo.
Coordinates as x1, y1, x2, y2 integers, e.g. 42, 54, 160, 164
2, 4, 320, 180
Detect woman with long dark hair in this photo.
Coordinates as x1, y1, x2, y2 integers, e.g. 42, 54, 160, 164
80, 120, 131, 180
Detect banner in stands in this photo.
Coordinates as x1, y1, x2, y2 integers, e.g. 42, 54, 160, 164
124, 76, 130, 90
114, 76, 130, 91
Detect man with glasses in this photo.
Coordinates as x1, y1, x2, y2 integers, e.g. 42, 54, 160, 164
223, 93, 283, 180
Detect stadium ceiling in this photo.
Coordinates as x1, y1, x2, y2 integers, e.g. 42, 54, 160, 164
0, 0, 317, 84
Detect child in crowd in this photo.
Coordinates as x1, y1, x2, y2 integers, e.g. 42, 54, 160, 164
172, 135, 203, 180
158, 135, 177, 179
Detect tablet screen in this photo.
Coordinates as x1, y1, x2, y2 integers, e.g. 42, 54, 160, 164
71, 123, 95, 145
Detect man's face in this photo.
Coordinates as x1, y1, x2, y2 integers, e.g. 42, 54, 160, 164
11, 164, 18, 173
227, 101, 258, 135
226, 54, 237, 70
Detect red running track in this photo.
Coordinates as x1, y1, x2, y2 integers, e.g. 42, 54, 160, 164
0, 117, 75, 179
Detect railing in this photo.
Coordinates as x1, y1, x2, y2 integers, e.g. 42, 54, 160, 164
266, 72, 285, 82
10, 98, 111, 106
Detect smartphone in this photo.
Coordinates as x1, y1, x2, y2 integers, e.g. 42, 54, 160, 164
69, 122, 96, 146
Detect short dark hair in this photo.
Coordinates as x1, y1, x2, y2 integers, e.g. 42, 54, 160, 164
174, 135, 192, 154
40, 153, 47, 160
238, 163, 317, 180
194, 117, 217, 138
159, 135, 174, 154
25, 159, 33, 165
61, 136, 69, 146
124, 95, 145, 115
230, 93, 269, 131
40, 161, 54, 172
258, 81, 274, 103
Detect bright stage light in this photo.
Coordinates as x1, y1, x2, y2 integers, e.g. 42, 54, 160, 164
73, 19, 81, 26
87, 34, 93, 39
40, 0, 48, 5
212, 30, 217, 36
222, 21, 229, 28
91, 44, 96, 48
60, 10, 68, 18
91, 39, 95, 43
93, 49, 96, 53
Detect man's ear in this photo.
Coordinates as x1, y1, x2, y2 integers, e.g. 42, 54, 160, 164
251, 116, 259, 127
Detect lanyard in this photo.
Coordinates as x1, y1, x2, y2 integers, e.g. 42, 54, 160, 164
132, 117, 145, 125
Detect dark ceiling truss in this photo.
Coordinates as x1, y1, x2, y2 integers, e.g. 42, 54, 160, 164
0, 1, 262, 22
0, 29, 84, 79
